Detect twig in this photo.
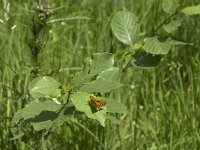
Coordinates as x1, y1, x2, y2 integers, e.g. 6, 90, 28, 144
122, 8, 180, 72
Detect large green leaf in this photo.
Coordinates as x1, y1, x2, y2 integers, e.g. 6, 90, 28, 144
97, 67, 121, 81
105, 98, 127, 114
143, 37, 172, 55
13, 100, 62, 123
31, 120, 53, 131
52, 104, 79, 126
28, 105, 78, 131
132, 50, 162, 68
71, 92, 126, 126
87, 53, 114, 76
71, 92, 107, 126
162, 0, 176, 14
29, 76, 62, 99
181, 4, 200, 15
72, 53, 119, 91
73, 53, 114, 82
163, 18, 182, 33
80, 79, 123, 93
12, 101, 79, 131
80, 67, 122, 93
111, 11, 140, 45
12, 100, 62, 131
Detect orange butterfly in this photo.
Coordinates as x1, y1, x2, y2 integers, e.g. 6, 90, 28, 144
89, 96, 106, 111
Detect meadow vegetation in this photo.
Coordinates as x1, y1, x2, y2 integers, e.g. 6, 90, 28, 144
0, 0, 200, 149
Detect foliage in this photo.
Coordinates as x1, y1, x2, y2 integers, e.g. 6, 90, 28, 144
111, 11, 140, 45
181, 4, 200, 15
13, 53, 126, 130
111, 2, 200, 68
1, 0, 200, 149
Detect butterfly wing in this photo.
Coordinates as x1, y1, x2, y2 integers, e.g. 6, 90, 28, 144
89, 96, 106, 110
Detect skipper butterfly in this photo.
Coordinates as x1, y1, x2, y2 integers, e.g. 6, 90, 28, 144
89, 96, 106, 111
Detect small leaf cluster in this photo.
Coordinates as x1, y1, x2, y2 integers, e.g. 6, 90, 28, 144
13, 53, 126, 131
111, 1, 200, 68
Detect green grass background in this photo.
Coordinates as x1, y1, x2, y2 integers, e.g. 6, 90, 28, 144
0, 0, 200, 149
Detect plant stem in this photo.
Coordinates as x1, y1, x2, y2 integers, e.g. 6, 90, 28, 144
122, 8, 181, 72
153, 9, 180, 34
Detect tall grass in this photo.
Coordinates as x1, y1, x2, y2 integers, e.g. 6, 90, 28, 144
0, 0, 200, 149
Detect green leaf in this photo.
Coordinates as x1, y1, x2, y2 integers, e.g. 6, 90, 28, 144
12, 100, 62, 130
71, 92, 107, 126
29, 76, 62, 99
30, 104, 78, 131
132, 50, 161, 68
105, 98, 127, 114
13, 100, 62, 122
111, 11, 140, 45
12, 109, 24, 123
171, 39, 194, 46
97, 67, 121, 81
162, 0, 176, 14
73, 53, 115, 89
143, 37, 172, 55
52, 104, 78, 126
81, 53, 114, 76
88, 53, 114, 76
80, 79, 123, 93
13, 103, 76, 131
30, 117, 55, 131
79, 67, 122, 93
163, 18, 182, 33
181, 4, 200, 15
16, 111, 62, 131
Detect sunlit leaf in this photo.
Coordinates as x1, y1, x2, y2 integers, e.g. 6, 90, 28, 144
73, 53, 114, 89
105, 98, 127, 114
97, 67, 121, 81
80, 79, 123, 93
182, 4, 200, 15
79, 67, 122, 93
162, 0, 176, 14
71, 92, 107, 126
163, 18, 182, 33
13, 100, 62, 124
29, 76, 62, 99
111, 11, 140, 45
143, 37, 172, 55
30, 118, 54, 131
12, 100, 62, 131
88, 53, 114, 76
73, 53, 123, 93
